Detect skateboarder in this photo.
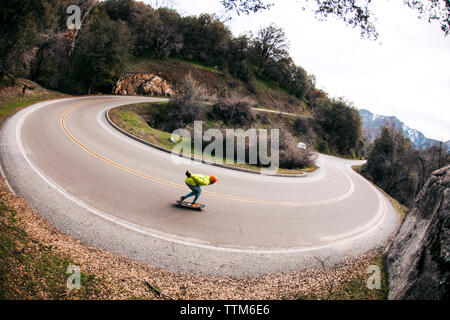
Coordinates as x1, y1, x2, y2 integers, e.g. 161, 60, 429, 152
180, 171, 218, 207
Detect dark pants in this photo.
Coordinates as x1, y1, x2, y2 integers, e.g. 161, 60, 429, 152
183, 182, 202, 203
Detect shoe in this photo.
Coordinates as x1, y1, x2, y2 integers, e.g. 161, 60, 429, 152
192, 203, 199, 207
180, 196, 185, 202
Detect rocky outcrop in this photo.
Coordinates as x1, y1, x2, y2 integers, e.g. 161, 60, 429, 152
384, 166, 449, 300
113, 73, 174, 97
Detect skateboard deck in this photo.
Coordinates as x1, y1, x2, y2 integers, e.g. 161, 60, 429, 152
176, 200, 205, 211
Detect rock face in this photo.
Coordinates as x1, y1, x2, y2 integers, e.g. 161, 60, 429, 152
113, 73, 174, 97
385, 165, 449, 300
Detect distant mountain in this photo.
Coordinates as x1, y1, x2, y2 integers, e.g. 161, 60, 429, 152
359, 109, 449, 151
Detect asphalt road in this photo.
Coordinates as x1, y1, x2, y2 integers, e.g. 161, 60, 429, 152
0, 96, 399, 277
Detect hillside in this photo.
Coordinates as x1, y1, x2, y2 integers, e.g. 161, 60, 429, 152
119, 57, 311, 116
112, 56, 368, 159
359, 109, 449, 151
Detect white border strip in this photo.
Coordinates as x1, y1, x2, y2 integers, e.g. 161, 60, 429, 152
0, 161, 16, 196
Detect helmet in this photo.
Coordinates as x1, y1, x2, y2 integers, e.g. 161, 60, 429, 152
210, 175, 218, 183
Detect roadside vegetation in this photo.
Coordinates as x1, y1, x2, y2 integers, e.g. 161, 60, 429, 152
0, 182, 105, 299
297, 255, 388, 300
0, 80, 68, 126
360, 126, 449, 207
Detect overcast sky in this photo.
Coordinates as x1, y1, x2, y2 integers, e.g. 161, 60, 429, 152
147, 0, 450, 142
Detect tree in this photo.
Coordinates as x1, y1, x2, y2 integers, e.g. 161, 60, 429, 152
279, 63, 312, 100
161, 75, 208, 131
220, 0, 273, 15
129, 2, 159, 55
68, 10, 133, 94
154, 8, 183, 58
0, 0, 61, 83
404, 0, 450, 35
362, 126, 416, 205
361, 125, 449, 206
250, 24, 290, 73
101, 0, 134, 21
226, 34, 255, 81
180, 14, 232, 63
154, 23, 183, 58
67, 0, 97, 58
314, 98, 363, 156
102, 0, 161, 55
220, 0, 450, 39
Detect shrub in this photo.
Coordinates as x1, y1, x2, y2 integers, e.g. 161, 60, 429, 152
162, 75, 208, 131
278, 130, 316, 169
292, 117, 312, 136
209, 97, 255, 127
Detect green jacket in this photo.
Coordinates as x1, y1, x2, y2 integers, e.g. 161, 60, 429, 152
186, 174, 211, 186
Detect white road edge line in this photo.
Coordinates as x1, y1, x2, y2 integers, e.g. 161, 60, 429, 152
319, 163, 387, 242
12, 98, 389, 254
0, 161, 16, 196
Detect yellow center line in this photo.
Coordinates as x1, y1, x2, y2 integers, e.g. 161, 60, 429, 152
60, 101, 344, 206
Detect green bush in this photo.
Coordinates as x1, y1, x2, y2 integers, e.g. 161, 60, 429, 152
314, 98, 363, 157
160, 75, 208, 131
278, 130, 316, 169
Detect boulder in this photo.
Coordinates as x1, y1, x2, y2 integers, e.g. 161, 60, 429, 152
384, 166, 449, 300
113, 73, 174, 97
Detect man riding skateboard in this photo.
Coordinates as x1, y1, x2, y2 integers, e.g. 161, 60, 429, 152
180, 171, 218, 207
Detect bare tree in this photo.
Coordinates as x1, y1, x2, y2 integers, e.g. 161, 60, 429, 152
68, 0, 96, 57
314, 256, 334, 299
154, 23, 183, 58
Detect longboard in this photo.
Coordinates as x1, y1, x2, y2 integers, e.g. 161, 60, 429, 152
176, 200, 205, 211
